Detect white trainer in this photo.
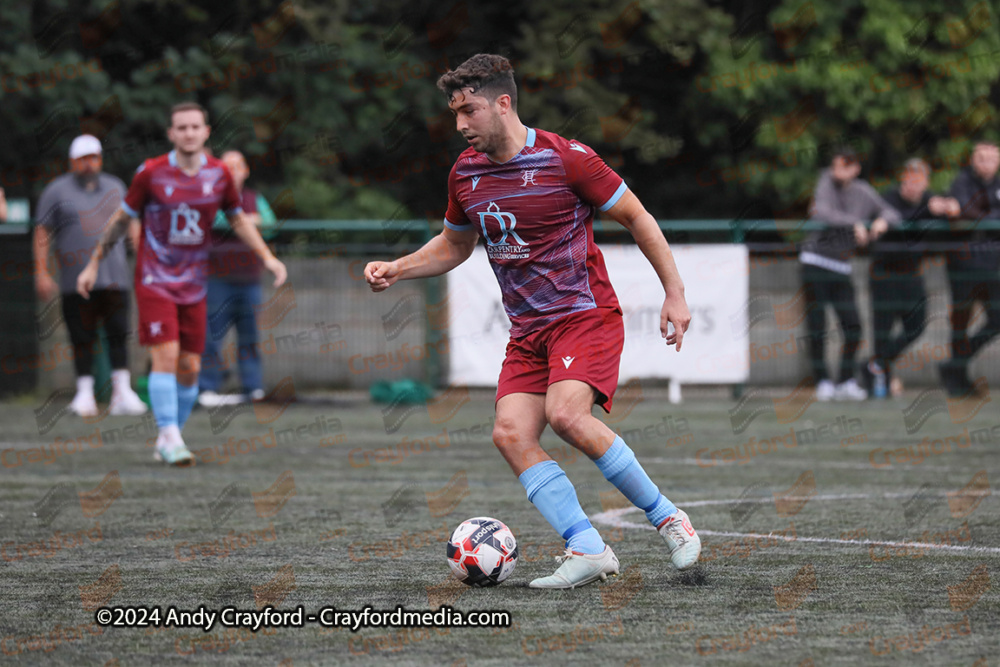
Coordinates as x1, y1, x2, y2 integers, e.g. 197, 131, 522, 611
657, 509, 701, 570
68, 392, 99, 418
198, 391, 245, 407
197, 391, 223, 408
109, 388, 148, 416
528, 545, 620, 589
834, 378, 867, 401
815, 379, 835, 402
154, 425, 194, 467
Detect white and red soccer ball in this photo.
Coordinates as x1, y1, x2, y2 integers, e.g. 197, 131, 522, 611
447, 517, 518, 586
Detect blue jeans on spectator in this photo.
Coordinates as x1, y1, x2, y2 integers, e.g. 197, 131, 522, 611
200, 278, 263, 394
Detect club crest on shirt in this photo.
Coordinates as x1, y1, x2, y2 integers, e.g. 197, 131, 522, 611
168, 202, 204, 245
478, 201, 529, 260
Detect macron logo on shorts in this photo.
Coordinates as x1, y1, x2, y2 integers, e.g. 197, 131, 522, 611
150, 322, 162, 337
562, 356, 575, 369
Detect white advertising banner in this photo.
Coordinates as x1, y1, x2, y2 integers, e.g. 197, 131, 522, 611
447, 244, 749, 386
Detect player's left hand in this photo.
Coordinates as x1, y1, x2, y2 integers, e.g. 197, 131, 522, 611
661, 290, 691, 352
264, 256, 287, 287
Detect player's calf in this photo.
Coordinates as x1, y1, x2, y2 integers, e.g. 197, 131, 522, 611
592, 435, 701, 568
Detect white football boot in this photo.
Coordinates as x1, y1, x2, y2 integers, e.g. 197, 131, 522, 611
657, 509, 701, 570
528, 545, 619, 589
154, 425, 194, 466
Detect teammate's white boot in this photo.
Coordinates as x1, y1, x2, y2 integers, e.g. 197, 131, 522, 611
529, 545, 619, 589
154, 425, 194, 466
657, 509, 701, 570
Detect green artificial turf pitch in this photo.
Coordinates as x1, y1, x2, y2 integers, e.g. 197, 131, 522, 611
0, 389, 997, 665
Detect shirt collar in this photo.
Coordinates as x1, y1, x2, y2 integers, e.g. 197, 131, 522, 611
168, 150, 208, 169
487, 126, 536, 165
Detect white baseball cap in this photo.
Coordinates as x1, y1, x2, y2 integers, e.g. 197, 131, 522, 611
69, 135, 102, 159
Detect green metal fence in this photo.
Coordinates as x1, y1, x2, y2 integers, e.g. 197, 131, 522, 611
3, 219, 999, 397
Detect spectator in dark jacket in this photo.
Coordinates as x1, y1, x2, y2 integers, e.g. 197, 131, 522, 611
939, 139, 1000, 396
865, 158, 953, 397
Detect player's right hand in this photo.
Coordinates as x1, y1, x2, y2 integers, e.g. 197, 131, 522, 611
76, 262, 98, 300
365, 261, 399, 292
36, 273, 58, 302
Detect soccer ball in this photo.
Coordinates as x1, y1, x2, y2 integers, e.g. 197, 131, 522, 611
447, 517, 518, 586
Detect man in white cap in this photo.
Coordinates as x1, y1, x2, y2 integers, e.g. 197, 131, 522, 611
34, 134, 148, 416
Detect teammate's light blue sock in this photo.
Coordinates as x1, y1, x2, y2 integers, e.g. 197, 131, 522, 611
176, 382, 199, 429
595, 436, 677, 528
148, 372, 178, 429
519, 460, 606, 555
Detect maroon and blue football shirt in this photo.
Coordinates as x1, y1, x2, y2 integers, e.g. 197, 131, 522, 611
444, 127, 626, 337
123, 150, 242, 304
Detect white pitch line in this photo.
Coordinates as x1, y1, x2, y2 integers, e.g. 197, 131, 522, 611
592, 507, 1000, 556
678, 491, 916, 508
641, 457, 965, 472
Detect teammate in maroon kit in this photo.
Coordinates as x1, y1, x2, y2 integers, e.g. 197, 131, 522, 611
77, 102, 287, 466
365, 55, 699, 588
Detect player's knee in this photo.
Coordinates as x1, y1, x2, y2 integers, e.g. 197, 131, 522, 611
492, 420, 520, 452
177, 356, 201, 376
545, 405, 582, 440
152, 353, 179, 373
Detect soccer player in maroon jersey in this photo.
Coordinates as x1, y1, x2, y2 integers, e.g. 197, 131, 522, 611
77, 102, 287, 466
365, 54, 700, 588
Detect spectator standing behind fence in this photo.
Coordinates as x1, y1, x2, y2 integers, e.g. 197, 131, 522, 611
800, 147, 900, 401
0, 187, 7, 222
864, 159, 954, 398
939, 139, 1000, 396
34, 135, 148, 417
197, 150, 277, 407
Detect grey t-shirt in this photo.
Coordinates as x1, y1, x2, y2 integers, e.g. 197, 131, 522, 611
36, 173, 130, 294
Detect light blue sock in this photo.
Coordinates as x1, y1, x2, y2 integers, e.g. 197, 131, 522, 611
519, 460, 605, 555
176, 383, 199, 429
148, 372, 178, 429
595, 436, 677, 528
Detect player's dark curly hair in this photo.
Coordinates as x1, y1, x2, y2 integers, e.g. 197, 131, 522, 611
436, 54, 517, 110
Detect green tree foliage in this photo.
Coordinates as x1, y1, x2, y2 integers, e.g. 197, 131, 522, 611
693, 0, 1000, 219
2, 0, 996, 224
